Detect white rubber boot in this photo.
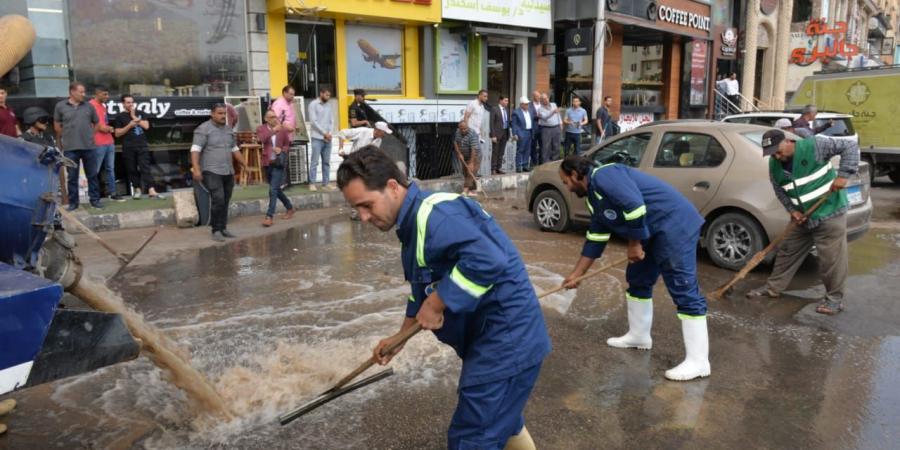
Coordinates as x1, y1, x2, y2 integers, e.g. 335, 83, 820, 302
0, 399, 15, 416
504, 425, 536, 450
606, 299, 653, 350
665, 316, 711, 381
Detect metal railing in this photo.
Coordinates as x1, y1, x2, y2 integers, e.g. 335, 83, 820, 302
713, 90, 760, 119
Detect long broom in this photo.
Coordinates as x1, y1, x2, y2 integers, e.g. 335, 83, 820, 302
279, 255, 629, 425
709, 194, 831, 300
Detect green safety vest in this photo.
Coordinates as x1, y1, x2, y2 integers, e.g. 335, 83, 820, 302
769, 137, 847, 221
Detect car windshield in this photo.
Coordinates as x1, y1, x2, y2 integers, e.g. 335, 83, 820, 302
740, 130, 766, 149
815, 118, 855, 137
591, 133, 652, 167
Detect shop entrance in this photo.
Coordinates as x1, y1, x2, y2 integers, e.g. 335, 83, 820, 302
487, 45, 516, 104
286, 21, 336, 104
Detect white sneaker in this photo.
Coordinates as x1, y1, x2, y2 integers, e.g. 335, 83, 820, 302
665, 316, 711, 381
606, 296, 653, 350
132, 188, 142, 200
309, 184, 318, 191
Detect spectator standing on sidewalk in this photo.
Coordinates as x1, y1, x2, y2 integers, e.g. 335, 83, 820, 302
55, 81, 103, 210
349, 89, 371, 128
257, 109, 295, 227
270, 85, 297, 138
454, 121, 480, 197
463, 89, 488, 139
114, 94, 163, 200
0, 86, 20, 138
190, 103, 246, 242
529, 90, 542, 168
563, 96, 588, 156
595, 96, 617, 143
724, 73, 740, 109
307, 87, 335, 191
21, 107, 55, 147
537, 93, 562, 163
89, 86, 123, 202
511, 96, 534, 173
489, 95, 510, 174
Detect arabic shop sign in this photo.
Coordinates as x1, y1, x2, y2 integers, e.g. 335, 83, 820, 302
442, 0, 552, 30
790, 19, 860, 65
653, 4, 711, 32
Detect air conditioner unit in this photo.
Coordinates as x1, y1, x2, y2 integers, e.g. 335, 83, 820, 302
288, 141, 309, 185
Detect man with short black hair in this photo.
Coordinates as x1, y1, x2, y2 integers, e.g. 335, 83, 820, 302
746, 130, 859, 315
114, 94, 162, 200
55, 81, 103, 210
489, 95, 510, 174
337, 146, 550, 450
308, 87, 335, 191
463, 89, 489, 140
89, 86, 123, 202
191, 104, 247, 242
563, 96, 588, 156
0, 86, 20, 138
349, 88, 370, 128
595, 95, 615, 143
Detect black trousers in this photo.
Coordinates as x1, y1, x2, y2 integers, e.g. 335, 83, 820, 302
491, 129, 509, 172
203, 171, 234, 233
123, 145, 153, 192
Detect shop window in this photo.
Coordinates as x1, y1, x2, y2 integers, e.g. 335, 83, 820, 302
793, 0, 813, 23
592, 133, 652, 167
435, 26, 482, 94
346, 23, 404, 95
621, 44, 663, 108
654, 133, 727, 168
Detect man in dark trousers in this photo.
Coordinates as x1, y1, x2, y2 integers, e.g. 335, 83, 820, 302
559, 155, 711, 381
511, 96, 534, 173
54, 81, 103, 210
190, 104, 246, 242
489, 95, 510, 175
528, 90, 542, 170
114, 94, 164, 200
338, 147, 550, 449
746, 130, 858, 315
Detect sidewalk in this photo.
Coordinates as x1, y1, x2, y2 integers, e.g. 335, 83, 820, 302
69, 173, 531, 232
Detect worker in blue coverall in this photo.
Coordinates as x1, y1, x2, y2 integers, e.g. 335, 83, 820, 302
558, 155, 711, 381
337, 146, 552, 449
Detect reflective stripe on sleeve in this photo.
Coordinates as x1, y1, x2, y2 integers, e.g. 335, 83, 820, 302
416, 193, 461, 267
449, 266, 493, 298
585, 197, 594, 214
624, 205, 647, 221
586, 232, 610, 242
408, 295, 415, 303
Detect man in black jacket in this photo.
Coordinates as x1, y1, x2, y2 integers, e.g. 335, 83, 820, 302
489, 95, 510, 174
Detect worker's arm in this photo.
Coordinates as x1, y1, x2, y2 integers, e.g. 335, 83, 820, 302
428, 207, 507, 316
564, 196, 611, 289
600, 166, 651, 241
813, 136, 859, 179
373, 315, 418, 365
771, 178, 798, 214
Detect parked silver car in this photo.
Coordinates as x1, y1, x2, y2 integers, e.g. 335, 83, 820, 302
525, 121, 872, 270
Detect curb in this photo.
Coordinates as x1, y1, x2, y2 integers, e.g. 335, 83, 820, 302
71, 173, 531, 232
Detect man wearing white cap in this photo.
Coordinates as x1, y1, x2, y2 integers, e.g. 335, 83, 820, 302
510, 96, 535, 173
774, 118, 794, 133
336, 121, 392, 156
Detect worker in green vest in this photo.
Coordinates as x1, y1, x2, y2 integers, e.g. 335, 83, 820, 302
746, 129, 859, 315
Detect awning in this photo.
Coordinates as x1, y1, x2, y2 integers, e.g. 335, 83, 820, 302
607, 11, 710, 41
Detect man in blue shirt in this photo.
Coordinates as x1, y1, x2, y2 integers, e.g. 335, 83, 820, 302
559, 155, 711, 381
338, 146, 551, 449
562, 97, 588, 157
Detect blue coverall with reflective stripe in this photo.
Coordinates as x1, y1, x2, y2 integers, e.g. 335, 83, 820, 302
396, 182, 552, 449
582, 164, 707, 316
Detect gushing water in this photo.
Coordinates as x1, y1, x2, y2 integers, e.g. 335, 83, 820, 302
70, 275, 233, 419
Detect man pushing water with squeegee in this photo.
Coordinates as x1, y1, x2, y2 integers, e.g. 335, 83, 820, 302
337, 146, 551, 450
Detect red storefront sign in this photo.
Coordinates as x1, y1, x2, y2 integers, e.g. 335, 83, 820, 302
690, 40, 708, 105
790, 19, 860, 65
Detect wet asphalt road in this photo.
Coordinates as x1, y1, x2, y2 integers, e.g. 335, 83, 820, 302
2, 181, 899, 450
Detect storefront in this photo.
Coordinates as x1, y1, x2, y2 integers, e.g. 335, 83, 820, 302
554, 0, 714, 131
265, 0, 551, 179
2, 0, 255, 193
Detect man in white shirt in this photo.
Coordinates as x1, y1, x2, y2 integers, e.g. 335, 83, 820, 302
307, 87, 336, 191
724, 73, 740, 108
463, 89, 489, 140
336, 121, 392, 156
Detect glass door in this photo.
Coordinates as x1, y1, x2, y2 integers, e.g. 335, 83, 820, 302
286, 22, 336, 103
487, 45, 515, 104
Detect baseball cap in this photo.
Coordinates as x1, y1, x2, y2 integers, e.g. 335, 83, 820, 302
774, 118, 793, 129
353, 88, 366, 96
374, 121, 393, 134
519, 96, 530, 104
761, 129, 786, 156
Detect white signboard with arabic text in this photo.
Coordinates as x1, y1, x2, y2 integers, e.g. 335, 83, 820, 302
442, 0, 552, 30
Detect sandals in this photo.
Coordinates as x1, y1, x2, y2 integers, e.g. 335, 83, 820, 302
745, 287, 779, 299
816, 300, 844, 315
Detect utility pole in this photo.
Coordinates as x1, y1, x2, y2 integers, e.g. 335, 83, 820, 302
592, 0, 606, 139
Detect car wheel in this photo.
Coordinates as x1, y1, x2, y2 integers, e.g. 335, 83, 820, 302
533, 189, 570, 232
705, 213, 766, 271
